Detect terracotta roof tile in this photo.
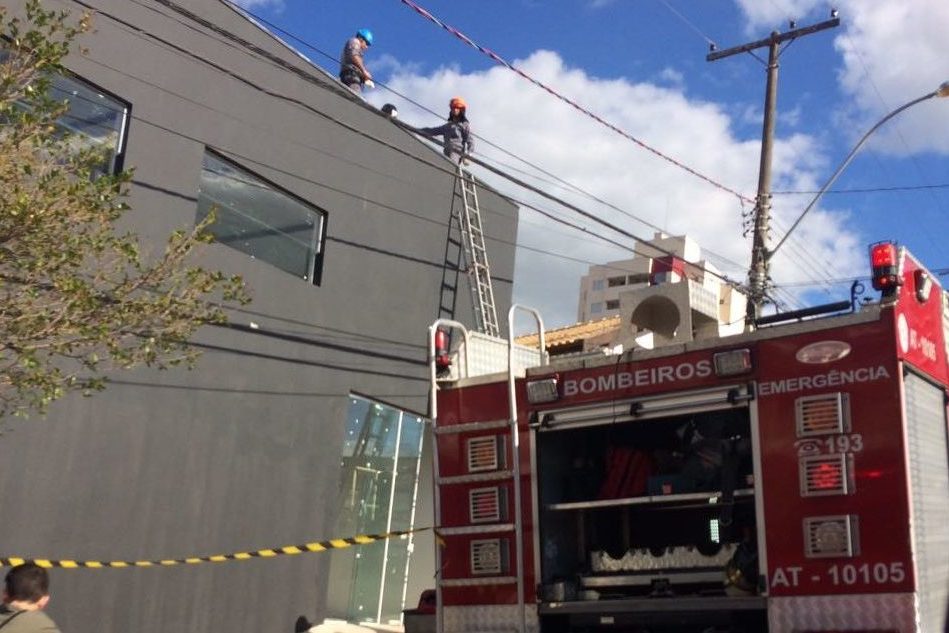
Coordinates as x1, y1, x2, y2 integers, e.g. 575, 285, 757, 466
515, 315, 621, 349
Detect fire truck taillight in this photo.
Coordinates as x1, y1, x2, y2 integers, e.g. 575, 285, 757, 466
804, 515, 860, 558
713, 349, 752, 376
800, 453, 854, 496
526, 376, 559, 404
869, 241, 901, 293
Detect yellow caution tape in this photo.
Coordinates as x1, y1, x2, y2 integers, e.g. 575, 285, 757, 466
0, 527, 430, 569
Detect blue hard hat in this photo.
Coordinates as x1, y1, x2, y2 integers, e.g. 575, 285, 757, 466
356, 28, 374, 46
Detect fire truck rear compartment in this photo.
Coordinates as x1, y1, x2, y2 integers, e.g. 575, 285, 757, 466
534, 404, 765, 631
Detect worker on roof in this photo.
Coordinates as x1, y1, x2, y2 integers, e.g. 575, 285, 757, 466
417, 97, 474, 165
339, 28, 373, 93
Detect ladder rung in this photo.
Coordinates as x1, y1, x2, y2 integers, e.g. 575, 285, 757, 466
455, 169, 498, 337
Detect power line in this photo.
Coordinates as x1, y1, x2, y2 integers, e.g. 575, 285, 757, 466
773, 182, 949, 195
79, 22, 744, 285
213, 0, 753, 275
655, 0, 718, 48
642, 1, 845, 294
107, 378, 424, 401
74, 2, 752, 295
394, 0, 755, 205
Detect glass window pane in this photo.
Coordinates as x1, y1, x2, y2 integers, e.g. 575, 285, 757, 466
333, 396, 426, 624
49, 73, 128, 174
196, 151, 326, 282
0, 47, 129, 175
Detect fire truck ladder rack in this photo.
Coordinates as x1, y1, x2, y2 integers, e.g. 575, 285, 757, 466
457, 167, 500, 337
428, 307, 547, 633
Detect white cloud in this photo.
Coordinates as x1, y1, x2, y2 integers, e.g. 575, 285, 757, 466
373, 50, 863, 328
833, 0, 949, 155
731, 0, 823, 32
734, 0, 949, 155
655, 67, 685, 89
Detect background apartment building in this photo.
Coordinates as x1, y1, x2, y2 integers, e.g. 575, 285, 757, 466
576, 233, 745, 346
577, 233, 703, 321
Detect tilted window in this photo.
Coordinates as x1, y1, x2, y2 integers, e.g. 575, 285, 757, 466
0, 47, 129, 175
50, 73, 130, 175
196, 150, 327, 283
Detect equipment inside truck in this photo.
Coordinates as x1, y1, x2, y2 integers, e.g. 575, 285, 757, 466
534, 397, 766, 630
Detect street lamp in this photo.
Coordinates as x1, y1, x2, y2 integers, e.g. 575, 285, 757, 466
769, 80, 949, 260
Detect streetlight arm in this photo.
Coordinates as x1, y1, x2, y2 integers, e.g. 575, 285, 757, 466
769, 85, 945, 260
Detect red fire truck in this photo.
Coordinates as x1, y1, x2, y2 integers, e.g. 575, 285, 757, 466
425, 242, 949, 633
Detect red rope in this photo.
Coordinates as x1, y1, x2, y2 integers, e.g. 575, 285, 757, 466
397, 0, 755, 204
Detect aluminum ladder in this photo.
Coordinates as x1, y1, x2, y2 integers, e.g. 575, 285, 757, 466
457, 166, 500, 337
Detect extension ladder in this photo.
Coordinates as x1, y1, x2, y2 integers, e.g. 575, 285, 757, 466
457, 167, 500, 337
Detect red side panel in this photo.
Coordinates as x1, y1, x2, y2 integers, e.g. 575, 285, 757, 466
435, 380, 530, 606
893, 253, 948, 384
757, 319, 913, 597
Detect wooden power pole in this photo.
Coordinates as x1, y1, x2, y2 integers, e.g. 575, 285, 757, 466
707, 15, 840, 324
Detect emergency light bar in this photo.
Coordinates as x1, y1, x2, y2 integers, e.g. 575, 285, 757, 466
869, 241, 901, 293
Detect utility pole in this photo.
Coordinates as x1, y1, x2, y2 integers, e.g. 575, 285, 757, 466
707, 14, 840, 324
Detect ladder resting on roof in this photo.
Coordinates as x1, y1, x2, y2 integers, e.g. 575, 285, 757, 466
457, 166, 500, 337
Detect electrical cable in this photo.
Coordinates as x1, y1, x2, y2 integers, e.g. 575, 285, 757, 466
71, 0, 797, 295
107, 377, 427, 402
152, 0, 821, 297
127, 108, 669, 282
393, 0, 755, 205
79, 37, 748, 292
27, 2, 944, 385
655, 0, 718, 48
195, 0, 754, 275
773, 183, 949, 195
836, 25, 946, 256
231, 0, 820, 288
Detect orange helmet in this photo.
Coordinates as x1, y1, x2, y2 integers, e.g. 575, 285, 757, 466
449, 96, 467, 110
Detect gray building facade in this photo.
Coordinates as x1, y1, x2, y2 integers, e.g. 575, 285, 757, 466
0, 1, 518, 632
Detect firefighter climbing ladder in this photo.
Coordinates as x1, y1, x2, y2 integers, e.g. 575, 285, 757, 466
457, 166, 500, 337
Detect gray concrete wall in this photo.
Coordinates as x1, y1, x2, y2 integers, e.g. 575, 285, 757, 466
0, 1, 516, 632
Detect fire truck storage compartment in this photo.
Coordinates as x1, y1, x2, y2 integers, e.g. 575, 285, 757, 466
535, 391, 759, 612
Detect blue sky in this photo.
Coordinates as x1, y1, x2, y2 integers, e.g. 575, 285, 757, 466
234, 0, 948, 328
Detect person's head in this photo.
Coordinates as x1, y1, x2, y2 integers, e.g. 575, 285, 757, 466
3, 563, 51, 610
356, 28, 374, 48
449, 96, 467, 121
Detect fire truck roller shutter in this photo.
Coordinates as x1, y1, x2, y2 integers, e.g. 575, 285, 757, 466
903, 370, 949, 633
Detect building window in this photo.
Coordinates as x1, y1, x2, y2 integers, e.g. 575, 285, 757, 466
592, 279, 605, 291
590, 302, 603, 314
196, 150, 327, 283
50, 73, 130, 175
607, 276, 626, 287
331, 395, 426, 624
605, 299, 619, 310
627, 273, 650, 285
1, 46, 130, 175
